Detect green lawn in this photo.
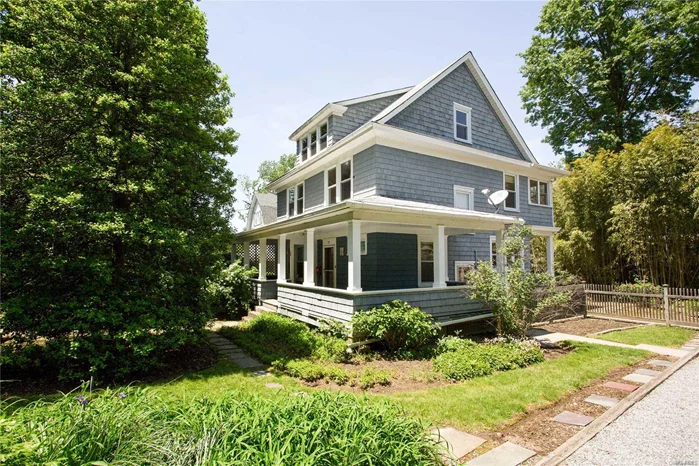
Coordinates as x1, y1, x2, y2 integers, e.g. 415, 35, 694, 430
594, 325, 697, 348
373, 342, 648, 431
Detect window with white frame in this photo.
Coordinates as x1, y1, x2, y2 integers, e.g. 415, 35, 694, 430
528, 179, 550, 206
490, 236, 497, 267
419, 239, 434, 285
296, 183, 304, 215
297, 120, 329, 162
503, 173, 518, 210
288, 187, 295, 217
326, 160, 352, 205
454, 185, 475, 210
252, 204, 263, 228
453, 103, 472, 143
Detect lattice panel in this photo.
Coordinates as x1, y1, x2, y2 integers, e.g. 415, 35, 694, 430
249, 243, 260, 269
233, 243, 244, 262
266, 243, 277, 278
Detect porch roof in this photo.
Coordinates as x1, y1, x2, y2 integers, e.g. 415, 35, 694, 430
235, 195, 523, 241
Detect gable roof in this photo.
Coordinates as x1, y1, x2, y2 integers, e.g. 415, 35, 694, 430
245, 192, 277, 231
334, 86, 413, 106
372, 52, 538, 164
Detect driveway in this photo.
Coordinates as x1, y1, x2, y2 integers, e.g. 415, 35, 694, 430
564, 355, 699, 466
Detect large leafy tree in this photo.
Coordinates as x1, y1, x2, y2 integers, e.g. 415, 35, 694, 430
520, 0, 699, 162
0, 0, 238, 380
238, 153, 297, 221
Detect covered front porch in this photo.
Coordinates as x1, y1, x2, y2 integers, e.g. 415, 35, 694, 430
233, 196, 555, 326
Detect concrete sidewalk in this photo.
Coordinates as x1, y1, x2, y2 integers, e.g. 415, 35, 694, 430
528, 329, 689, 357
563, 356, 699, 466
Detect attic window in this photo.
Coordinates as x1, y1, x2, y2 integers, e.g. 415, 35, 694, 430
252, 204, 263, 227
297, 120, 329, 162
453, 103, 472, 143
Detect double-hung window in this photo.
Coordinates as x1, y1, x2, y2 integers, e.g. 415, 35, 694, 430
301, 139, 308, 162
454, 186, 475, 210
326, 160, 352, 205
297, 120, 329, 163
288, 187, 295, 217
528, 179, 550, 206
309, 132, 317, 157
453, 103, 472, 143
503, 173, 518, 211
296, 183, 304, 215
319, 123, 328, 151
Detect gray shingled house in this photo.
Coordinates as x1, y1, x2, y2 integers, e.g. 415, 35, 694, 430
233, 52, 567, 327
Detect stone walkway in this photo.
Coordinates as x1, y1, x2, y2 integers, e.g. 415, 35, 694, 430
528, 329, 690, 357
206, 332, 265, 370
432, 426, 536, 465
564, 355, 699, 466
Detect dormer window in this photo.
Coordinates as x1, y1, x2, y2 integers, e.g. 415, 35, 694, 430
297, 120, 329, 163
453, 103, 472, 143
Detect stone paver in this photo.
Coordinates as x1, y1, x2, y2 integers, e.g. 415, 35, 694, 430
634, 368, 661, 376
432, 426, 485, 460
468, 441, 536, 466
265, 382, 284, 389
585, 394, 619, 408
648, 359, 673, 367
622, 373, 653, 384
553, 411, 595, 427
206, 332, 264, 370
565, 357, 699, 466
603, 381, 638, 392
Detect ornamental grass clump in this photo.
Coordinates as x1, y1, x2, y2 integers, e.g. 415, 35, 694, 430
1, 387, 443, 465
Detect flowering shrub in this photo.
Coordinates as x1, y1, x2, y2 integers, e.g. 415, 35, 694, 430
205, 262, 258, 320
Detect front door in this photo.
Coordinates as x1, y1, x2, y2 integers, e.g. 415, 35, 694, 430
323, 246, 335, 288
294, 245, 304, 284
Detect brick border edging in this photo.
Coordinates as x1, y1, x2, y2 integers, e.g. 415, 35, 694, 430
535, 346, 699, 466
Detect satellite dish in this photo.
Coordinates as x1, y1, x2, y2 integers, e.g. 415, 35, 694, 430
481, 188, 509, 213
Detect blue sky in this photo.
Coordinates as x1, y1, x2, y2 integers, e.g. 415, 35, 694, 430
197, 1, 696, 229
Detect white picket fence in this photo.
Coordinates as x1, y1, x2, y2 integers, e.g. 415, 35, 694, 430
584, 284, 699, 327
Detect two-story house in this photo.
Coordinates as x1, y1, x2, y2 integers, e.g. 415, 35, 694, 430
234, 52, 567, 327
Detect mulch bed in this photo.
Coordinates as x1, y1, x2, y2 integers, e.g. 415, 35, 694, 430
1, 342, 218, 398
534, 317, 639, 336
464, 353, 678, 464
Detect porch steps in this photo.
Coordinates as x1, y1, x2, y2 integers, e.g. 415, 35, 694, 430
242, 300, 278, 322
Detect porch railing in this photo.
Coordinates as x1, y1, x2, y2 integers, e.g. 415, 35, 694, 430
584, 284, 699, 327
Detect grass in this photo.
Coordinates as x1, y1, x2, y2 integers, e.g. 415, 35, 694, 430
375, 342, 648, 431
594, 325, 697, 348
1, 368, 442, 466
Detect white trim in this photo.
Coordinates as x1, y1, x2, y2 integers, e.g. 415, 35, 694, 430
290, 104, 346, 141
526, 177, 552, 207
503, 173, 519, 212
325, 158, 353, 206
296, 181, 306, 215
531, 226, 561, 234
418, 236, 435, 287
454, 260, 476, 282
489, 235, 497, 268
453, 185, 475, 211
321, 239, 336, 288
373, 52, 538, 164
277, 280, 469, 297
453, 103, 472, 144
335, 86, 412, 106
360, 233, 368, 255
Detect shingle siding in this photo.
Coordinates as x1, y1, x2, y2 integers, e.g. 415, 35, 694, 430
330, 94, 404, 144
448, 233, 493, 281
361, 233, 418, 291
386, 64, 524, 160
352, 146, 377, 196
304, 171, 324, 209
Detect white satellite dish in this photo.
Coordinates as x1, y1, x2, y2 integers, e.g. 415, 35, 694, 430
481, 189, 509, 213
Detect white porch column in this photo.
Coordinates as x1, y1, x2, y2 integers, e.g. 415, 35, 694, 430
258, 238, 267, 280
277, 234, 287, 283
433, 225, 446, 288
347, 220, 362, 292
546, 234, 555, 276
444, 235, 450, 282
242, 241, 250, 268
303, 228, 315, 286
495, 229, 505, 274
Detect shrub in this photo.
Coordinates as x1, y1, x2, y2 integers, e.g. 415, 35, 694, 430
355, 368, 392, 390
433, 351, 493, 381
1, 387, 442, 465
219, 314, 347, 364
317, 318, 351, 340
283, 359, 325, 382
324, 366, 351, 385
433, 337, 544, 381
205, 262, 258, 319
351, 300, 439, 353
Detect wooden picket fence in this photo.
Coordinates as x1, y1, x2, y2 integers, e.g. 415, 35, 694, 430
585, 284, 699, 327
